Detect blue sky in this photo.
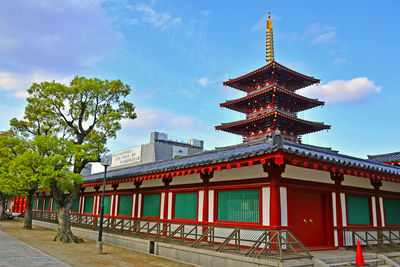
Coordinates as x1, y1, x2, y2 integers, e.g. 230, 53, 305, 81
0, 0, 399, 158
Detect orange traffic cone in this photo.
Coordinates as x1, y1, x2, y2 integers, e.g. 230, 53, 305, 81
355, 240, 366, 266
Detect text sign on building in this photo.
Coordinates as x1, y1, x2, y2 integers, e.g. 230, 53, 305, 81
172, 146, 188, 158
112, 146, 142, 167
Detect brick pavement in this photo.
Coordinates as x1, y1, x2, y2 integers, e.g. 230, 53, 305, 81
0, 230, 70, 267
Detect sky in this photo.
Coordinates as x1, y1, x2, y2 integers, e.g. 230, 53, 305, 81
0, 0, 399, 159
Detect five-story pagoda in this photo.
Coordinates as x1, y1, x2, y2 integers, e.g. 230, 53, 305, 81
216, 13, 330, 143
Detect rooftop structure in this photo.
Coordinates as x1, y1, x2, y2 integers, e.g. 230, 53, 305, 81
83, 132, 204, 175
368, 152, 400, 166
216, 13, 330, 143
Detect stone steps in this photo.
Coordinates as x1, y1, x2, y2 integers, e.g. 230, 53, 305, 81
329, 258, 385, 267
382, 251, 400, 265
315, 252, 398, 267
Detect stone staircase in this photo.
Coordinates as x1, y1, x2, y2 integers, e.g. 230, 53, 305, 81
313, 250, 398, 267
382, 252, 400, 266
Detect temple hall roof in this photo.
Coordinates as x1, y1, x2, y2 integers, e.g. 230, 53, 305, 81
83, 136, 400, 183
368, 152, 400, 163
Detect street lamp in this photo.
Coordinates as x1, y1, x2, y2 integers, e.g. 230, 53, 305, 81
97, 155, 112, 254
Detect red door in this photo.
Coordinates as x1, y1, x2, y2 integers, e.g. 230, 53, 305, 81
291, 190, 328, 248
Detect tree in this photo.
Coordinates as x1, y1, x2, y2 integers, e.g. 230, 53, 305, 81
0, 191, 7, 220
0, 132, 75, 229
11, 76, 136, 242
0, 131, 33, 227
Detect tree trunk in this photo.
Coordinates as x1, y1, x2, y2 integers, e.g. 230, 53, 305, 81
0, 194, 5, 220
53, 204, 83, 243
23, 191, 34, 229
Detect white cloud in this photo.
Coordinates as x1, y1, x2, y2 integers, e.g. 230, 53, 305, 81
127, 18, 138, 25
333, 58, 347, 65
305, 23, 335, 36
279, 22, 337, 45
121, 108, 204, 130
0, 1, 122, 73
135, 3, 182, 30
177, 89, 196, 98
312, 31, 336, 44
122, 108, 161, 129
197, 77, 210, 87
298, 77, 381, 104
170, 116, 193, 127
0, 71, 72, 98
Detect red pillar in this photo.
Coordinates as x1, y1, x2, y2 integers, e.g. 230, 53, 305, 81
370, 179, 383, 227
203, 187, 209, 223
134, 181, 142, 219
263, 161, 285, 229
269, 182, 281, 228
162, 178, 171, 221
200, 170, 213, 224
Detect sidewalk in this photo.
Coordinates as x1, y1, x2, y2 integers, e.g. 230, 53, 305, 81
0, 230, 70, 267
0, 221, 192, 267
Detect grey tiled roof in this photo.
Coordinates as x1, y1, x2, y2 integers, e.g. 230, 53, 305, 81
368, 152, 400, 163
83, 138, 400, 183
84, 140, 280, 182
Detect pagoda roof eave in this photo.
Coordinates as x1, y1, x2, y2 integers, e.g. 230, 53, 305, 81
220, 84, 324, 113
223, 61, 320, 91
215, 110, 330, 134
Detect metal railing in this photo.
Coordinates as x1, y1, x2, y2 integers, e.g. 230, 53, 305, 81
343, 229, 400, 252
33, 211, 311, 261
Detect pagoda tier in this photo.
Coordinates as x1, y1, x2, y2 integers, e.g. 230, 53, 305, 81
220, 84, 324, 114
215, 109, 330, 143
223, 61, 319, 92
216, 14, 330, 143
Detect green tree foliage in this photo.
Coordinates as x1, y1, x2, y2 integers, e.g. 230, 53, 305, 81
0, 131, 78, 228
10, 76, 136, 242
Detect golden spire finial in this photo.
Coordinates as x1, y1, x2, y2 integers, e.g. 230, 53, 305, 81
266, 12, 274, 63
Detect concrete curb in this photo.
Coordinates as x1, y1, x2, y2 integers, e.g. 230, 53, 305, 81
32, 220, 314, 267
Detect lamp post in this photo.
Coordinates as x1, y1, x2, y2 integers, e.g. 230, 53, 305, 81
97, 155, 112, 254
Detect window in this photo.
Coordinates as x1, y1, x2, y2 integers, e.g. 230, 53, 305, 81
52, 200, 57, 211
174, 192, 197, 219
346, 195, 370, 225
84, 196, 94, 214
101, 196, 111, 215
142, 194, 160, 218
44, 199, 50, 211
217, 189, 260, 223
71, 199, 80, 213
38, 199, 43, 210
384, 199, 400, 225
119, 195, 133, 216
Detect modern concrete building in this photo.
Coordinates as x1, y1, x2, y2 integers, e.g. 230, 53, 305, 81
84, 132, 204, 175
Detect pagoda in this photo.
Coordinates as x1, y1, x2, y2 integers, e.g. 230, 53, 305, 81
216, 13, 330, 143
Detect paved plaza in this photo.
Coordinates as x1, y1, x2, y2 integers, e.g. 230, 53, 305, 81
0, 230, 70, 267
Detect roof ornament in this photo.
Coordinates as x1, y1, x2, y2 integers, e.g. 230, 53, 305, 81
272, 129, 283, 148
266, 12, 274, 63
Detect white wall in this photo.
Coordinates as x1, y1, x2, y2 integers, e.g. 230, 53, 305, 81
283, 165, 333, 184
342, 175, 373, 189
212, 165, 265, 182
